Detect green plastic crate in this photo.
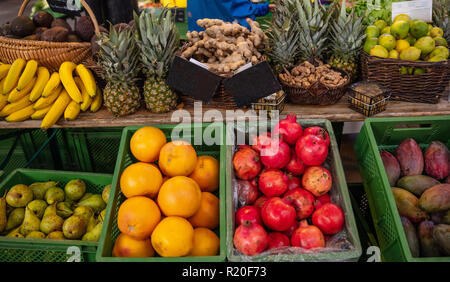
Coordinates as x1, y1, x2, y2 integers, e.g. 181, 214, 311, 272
226, 119, 362, 262
354, 116, 450, 262
0, 169, 113, 262
96, 123, 227, 262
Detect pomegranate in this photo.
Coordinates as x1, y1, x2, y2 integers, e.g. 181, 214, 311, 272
273, 114, 303, 145
312, 203, 344, 235
233, 147, 262, 180
260, 137, 291, 169
287, 175, 301, 191
234, 221, 269, 255
261, 197, 296, 231
286, 152, 306, 176
251, 132, 272, 153
254, 195, 269, 209
259, 169, 288, 197
236, 205, 262, 226
283, 220, 299, 238
302, 166, 332, 197
303, 127, 330, 147
282, 188, 315, 220
267, 232, 291, 249
295, 135, 328, 166
314, 193, 331, 210
291, 220, 325, 249
237, 179, 260, 206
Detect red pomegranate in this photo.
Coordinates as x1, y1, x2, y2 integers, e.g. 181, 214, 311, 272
237, 179, 260, 206
261, 197, 296, 232
283, 220, 299, 238
303, 127, 330, 147
282, 188, 315, 220
314, 193, 331, 210
259, 169, 289, 197
233, 147, 262, 180
267, 232, 291, 249
291, 220, 325, 249
236, 205, 262, 226
273, 114, 303, 145
312, 203, 345, 235
234, 221, 269, 256
302, 166, 332, 197
251, 132, 272, 153
260, 137, 291, 169
286, 152, 306, 176
295, 135, 328, 166
254, 195, 269, 209
287, 175, 301, 191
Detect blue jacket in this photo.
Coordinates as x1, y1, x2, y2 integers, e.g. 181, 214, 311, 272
187, 0, 269, 31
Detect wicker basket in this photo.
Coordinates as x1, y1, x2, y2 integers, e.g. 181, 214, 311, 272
360, 51, 450, 104
0, 0, 100, 73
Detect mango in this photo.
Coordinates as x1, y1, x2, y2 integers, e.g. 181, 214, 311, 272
432, 224, 450, 255
395, 138, 424, 176
401, 216, 420, 257
397, 175, 440, 196
418, 221, 441, 257
419, 184, 450, 213
424, 141, 449, 180
380, 151, 401, 186
392, 187, 428, 223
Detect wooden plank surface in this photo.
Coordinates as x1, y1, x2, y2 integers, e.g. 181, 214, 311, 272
0, 97, 449, 129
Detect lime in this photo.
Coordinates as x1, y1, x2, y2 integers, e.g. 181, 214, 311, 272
381, 26, 391, 34
379, 33, 397, 51
374, 20, 387, 32
413, 68, 426, 75
428, 56, 446, 62
434, 36, 448, 47
391, 20, 410, 39
429, 46, 449, 59
414, 36, 436, 55
400, 46, 421, 61
394, 14, 411, 23
365, 25, 380, 38
363, 37, 379, 53
399, 66, 408, 74
370, 45, 389, 58
389, 49, 399, 59
430, 27, 444, 38
409, 19, 429, 39
396, 39, 410, 52
405, 34, 416, 46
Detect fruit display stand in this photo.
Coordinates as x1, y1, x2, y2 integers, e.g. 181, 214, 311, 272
96, 123, 227, 262
354, 116, 450, 262
226, 119, 362, 262
0, 168, 112, 262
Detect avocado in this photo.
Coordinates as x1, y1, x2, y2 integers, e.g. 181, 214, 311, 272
75, 16, 94, 42
0, 23, 12, 36
10, 16, 35, 37
51, 19, 72, 33
33, 11, 54, 28
22, 34, 39, 40
40, 27, 69, 42
67, 34, 81, 42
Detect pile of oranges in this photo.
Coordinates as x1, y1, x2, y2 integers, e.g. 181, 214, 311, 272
112, 126, 221, 258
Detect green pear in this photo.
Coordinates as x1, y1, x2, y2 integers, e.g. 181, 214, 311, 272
102, 185, 111, 204
46, 231, 65, 240
62, 215, 87, 239
27, 200, 48, 219
40, 213, 64, 235
29, 181, 57, 200
26, 231, 46, 239
20, 206, 41, 236
56, 202, 73, 219
79, 193, 93, 202
86, 215, 98, 232
5, 208, 25, 231
64, 179, 86, 201
77, 194, 106, 213
44, 187, 65, 205
0, 190, 7, 233
73, 206, 94, 222
98, 209, 106, 223
42, 203, 57, 218
6, 227, 24, 238
6, 184, 33, 208
82, 221, 102, 241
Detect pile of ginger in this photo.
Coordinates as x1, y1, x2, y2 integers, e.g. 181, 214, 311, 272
181, 18, 267, 73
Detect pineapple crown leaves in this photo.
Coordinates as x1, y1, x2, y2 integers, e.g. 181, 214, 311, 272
433, 0, 450, 42
134, 7, 180, 79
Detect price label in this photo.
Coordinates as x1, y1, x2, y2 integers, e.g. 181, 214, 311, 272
48, 0, 82, 16
392, 0, 433, 23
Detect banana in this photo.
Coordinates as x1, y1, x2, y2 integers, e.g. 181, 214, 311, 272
17, 60, 38, 90
75, 64, 97, 97
31, 105, 52, 120
64, 101, 81, 121
5, 104, 35, 122
0, 94, 32, 117
34, 84, 62, 110
0, 64, 11, 80
0, 78, 6, 95
90, 86, 102, 112
59, 62, 82, 103
29, 67, 50, 102
74, 76, 92, 111
42, 72, 60, 97
3, 58, 26, 94
0, 91, 7, 111
8, 76, 36, 103
41, 89, 72, 130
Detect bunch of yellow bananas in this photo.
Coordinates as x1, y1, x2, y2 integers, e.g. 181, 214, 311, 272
0, 59, 103, 129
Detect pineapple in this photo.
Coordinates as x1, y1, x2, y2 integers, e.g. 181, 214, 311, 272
97, 25, 142, 117
433, 0, 450, 42
134, 8, 180, 113
328, 0, 366, 79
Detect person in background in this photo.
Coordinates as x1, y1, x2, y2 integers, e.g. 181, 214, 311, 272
187, 0, 276, 31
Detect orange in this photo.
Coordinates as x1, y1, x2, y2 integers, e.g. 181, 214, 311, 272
151, 216, 194, 257
157, 176, 202, 217
158, 140, 197, 177
112, 233, 154, 257
120, 162, 162, 198
188, 228, 220, 257
117, 196, 161, 239
188, 192, 219, 229
130, 126, 166, 163
189, 155, 220, 192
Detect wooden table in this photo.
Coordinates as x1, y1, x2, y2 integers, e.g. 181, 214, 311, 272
0, 97, 449, 129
